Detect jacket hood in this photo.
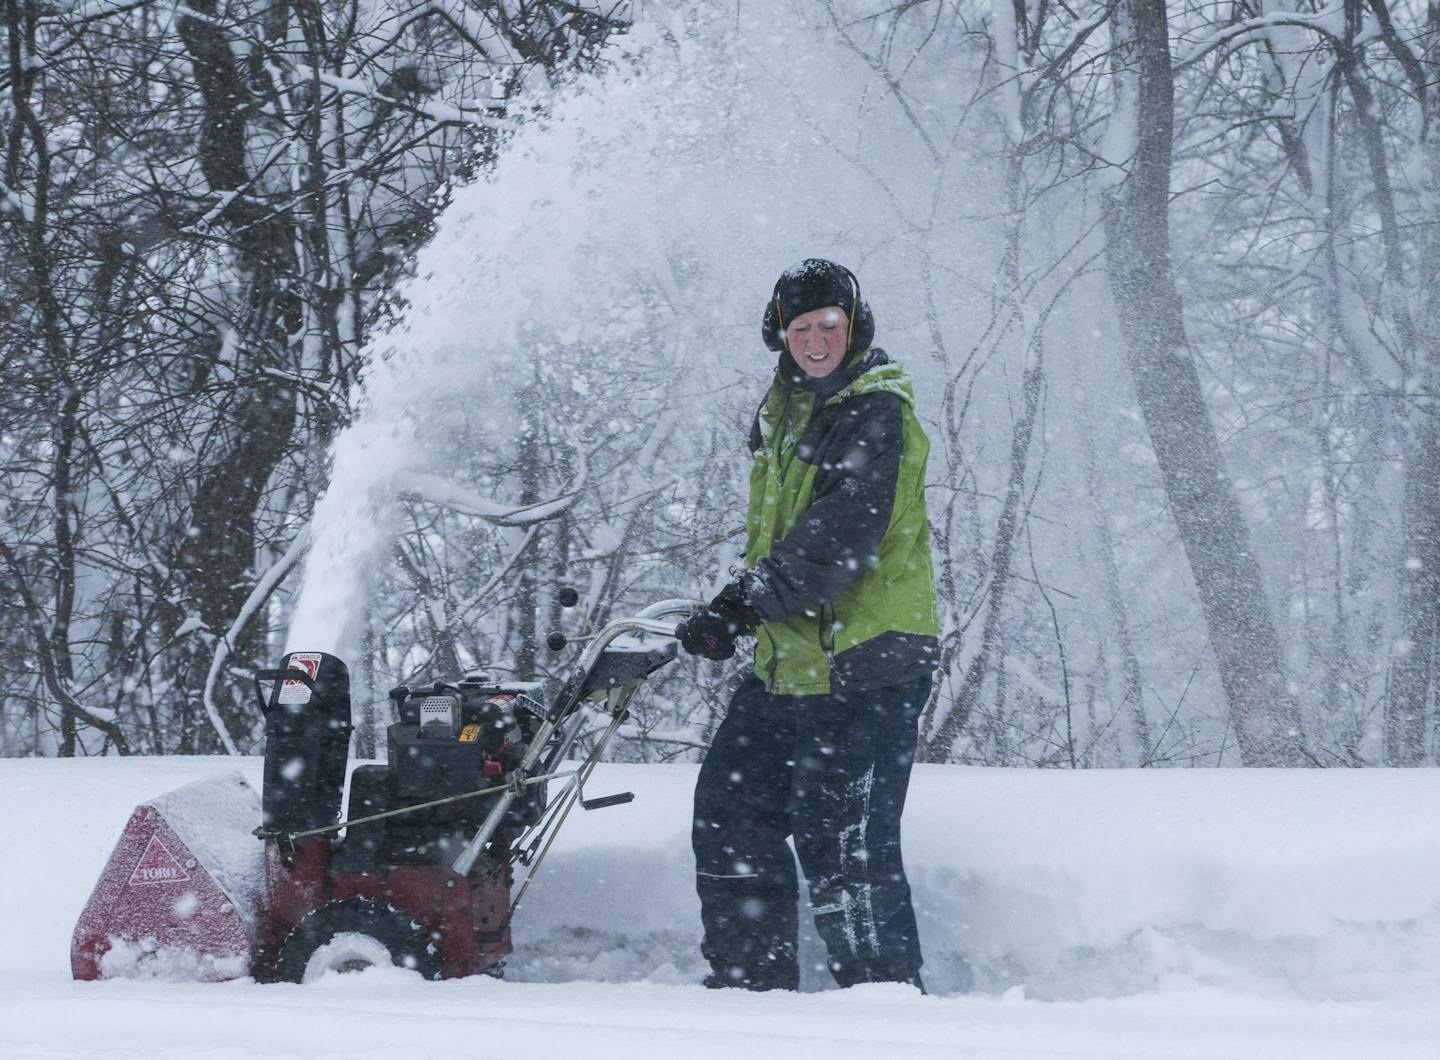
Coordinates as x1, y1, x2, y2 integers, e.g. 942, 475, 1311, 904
829, 353, 916, 409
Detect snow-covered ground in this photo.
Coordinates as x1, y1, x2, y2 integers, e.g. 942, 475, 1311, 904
3, 756, 1440, 1058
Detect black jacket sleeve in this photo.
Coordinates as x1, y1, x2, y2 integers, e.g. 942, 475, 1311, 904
743, 392, 903, 622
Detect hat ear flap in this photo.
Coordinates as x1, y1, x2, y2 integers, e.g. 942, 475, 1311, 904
762, 296, 787, 352
849, 299, 875, 353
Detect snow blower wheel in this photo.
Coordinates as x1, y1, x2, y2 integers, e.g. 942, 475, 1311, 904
273, 898, 441, 983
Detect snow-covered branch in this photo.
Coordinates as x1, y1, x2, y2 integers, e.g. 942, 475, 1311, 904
1176, 6, 1348, 70
201, 525, 313, 756
295, 64, 509, 128
396, 468, 584, 526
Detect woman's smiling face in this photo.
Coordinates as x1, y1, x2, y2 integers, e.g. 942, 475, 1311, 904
785, 305, 849, 378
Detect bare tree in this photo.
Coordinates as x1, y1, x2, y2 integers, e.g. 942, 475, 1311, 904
1100, 0, 1309, 766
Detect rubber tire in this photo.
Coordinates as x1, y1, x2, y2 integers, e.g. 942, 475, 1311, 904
272, 898, 442, 983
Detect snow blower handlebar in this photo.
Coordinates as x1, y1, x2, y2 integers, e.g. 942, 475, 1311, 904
450, 598, 702, 877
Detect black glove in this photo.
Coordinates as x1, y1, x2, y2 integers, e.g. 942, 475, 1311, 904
678, 581, 759, 661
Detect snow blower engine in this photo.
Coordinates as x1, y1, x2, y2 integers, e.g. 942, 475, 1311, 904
71, 595, 699, 983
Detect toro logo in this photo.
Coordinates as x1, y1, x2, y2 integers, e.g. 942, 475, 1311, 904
129, 836, 191, 886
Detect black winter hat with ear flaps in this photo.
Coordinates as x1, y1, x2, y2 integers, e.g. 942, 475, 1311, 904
761, 258, 875, 354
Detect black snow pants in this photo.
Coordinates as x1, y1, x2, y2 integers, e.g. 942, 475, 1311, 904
692, 672, 929, 990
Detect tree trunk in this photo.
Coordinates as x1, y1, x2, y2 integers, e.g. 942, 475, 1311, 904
512, 382, 544, 681
1380, 2, 1440, 766
173, 0, 305, 748
1101, 0, 1308, 766
1385, 418, 1440, 763
1078, 402, 1152, 762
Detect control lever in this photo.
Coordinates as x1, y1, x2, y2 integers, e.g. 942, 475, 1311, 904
581, 791, 635, 811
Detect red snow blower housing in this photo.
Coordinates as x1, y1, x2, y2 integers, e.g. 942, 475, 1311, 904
72, 597, 697, 983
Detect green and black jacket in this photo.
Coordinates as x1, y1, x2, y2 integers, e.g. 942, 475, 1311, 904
741, 347, 940, 695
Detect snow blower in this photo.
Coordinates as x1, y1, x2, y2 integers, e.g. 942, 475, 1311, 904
71, 595, 698, 983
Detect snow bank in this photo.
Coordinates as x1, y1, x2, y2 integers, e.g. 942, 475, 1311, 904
509, 764, 1440, 1000
5, 757, 1440, 1004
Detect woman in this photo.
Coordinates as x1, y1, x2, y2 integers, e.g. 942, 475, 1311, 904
680, 258, 940, 991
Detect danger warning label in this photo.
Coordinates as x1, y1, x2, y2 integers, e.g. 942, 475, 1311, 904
278, 653, 321, 704
129, 836, 191, 886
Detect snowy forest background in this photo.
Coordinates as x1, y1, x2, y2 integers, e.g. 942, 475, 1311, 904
3, 0, 1438, 770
